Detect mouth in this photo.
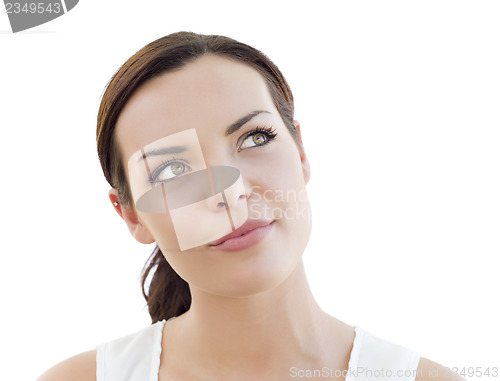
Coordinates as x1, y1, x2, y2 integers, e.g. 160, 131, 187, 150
208, 219, 275, 251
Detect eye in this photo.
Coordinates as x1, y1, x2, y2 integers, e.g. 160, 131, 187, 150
148, 159, 192, 185
238, 127, 277, 152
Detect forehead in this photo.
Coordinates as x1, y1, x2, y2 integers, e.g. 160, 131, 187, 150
115, 54, 277, 153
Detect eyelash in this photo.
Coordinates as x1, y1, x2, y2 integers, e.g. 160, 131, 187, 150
147, 157, 189, 185
146, 127, 278, 184
237, 126, 278, 152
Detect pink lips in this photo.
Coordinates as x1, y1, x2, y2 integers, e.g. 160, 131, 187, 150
209, 219, 275, 252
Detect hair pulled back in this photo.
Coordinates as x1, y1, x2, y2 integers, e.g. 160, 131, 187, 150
96, 31, 298, 323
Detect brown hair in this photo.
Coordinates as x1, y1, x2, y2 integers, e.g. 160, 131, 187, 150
96, 31, 298, 323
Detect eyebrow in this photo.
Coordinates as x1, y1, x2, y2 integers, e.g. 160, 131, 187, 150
137, 110, 270, 163
137, 145, 186, 163
225, 110, 271, 136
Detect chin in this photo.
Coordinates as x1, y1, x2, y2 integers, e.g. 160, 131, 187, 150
168, 217, 312, 298
211, 238, 307, 298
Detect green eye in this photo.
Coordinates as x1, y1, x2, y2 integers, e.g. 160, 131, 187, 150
171, 163, 186, 176
241, 133, 268, 149
252, 133, 267, 145
239, 127, 277, 151
149, 159, 191, 185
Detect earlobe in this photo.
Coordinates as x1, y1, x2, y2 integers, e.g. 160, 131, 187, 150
109, 189, 124, 218
108, 189, 155, 244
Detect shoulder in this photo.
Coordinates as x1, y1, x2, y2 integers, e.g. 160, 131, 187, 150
37, 350, 96, 381
416, 357, 467, 381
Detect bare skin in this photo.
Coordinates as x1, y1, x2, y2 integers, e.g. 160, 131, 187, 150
38, 55, 467, 381
36, 348, 467, 381
158, 263, 354, 380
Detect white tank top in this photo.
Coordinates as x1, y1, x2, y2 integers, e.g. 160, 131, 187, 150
96, 320, 421, 380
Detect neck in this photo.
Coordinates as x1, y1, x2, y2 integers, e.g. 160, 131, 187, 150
168, 260, 351, 378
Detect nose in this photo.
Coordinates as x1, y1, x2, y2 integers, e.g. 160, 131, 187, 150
215, 182, 247, 210
205, 165, 248, 212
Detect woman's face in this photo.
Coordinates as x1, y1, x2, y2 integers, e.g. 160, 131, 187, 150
114, 55, 312, 297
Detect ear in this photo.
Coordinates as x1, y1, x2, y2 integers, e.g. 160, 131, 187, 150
109, 189, 155, 244
293, 120, 311, 184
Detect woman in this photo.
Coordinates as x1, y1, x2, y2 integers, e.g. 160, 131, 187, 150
39, 31, 464, 381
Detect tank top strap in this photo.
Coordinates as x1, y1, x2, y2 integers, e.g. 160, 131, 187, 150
96, 320, 166, 381
346, 326, 421, 381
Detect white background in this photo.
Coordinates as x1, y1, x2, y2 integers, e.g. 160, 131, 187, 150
1, 1, 499, 380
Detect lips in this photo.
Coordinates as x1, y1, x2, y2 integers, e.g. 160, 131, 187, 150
209, 219, 274, 247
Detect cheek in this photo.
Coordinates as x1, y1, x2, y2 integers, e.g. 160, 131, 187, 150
141, 212, 230, 290
139, 212, 181, 252
260, 148, 312, 252
247, 145, 311, 222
